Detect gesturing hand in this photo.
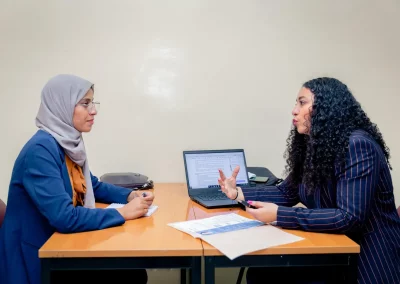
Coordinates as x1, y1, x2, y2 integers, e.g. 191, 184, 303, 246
218, 166, 240, 200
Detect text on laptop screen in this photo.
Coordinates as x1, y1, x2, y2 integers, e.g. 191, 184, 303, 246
184, 151, 248, 189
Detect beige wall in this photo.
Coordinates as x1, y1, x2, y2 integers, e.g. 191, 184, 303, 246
0, 1, 399, 282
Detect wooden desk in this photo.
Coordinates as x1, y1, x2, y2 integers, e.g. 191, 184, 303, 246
39, 183, 202, 284
191, 202, 361, 284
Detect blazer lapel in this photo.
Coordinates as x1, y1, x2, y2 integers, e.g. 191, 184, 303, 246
62, 162, 73, 198
56, 143, 73, 198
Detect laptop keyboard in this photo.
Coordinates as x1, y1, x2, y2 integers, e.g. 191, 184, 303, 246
197, 192, 228, 201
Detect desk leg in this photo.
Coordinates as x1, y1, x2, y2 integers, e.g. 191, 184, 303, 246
204, 256, 215, 284
181, 268, 187, 284
41, 259, 51, 284
346, 254, 358, 283
191, 257, 201, 284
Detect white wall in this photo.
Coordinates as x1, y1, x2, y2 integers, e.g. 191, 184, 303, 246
1, 1, 399, 283
1, 0, 399, 215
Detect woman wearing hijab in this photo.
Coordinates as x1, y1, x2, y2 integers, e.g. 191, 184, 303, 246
0, 74, 153, 284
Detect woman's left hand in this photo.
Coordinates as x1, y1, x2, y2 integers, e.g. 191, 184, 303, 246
141, 191, 154, 206
246, 201, 279, 224
127, 191, 155, 206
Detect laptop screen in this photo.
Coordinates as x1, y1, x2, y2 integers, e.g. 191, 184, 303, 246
183, 149, 249, 190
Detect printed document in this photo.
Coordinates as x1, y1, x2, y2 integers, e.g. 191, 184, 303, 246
168, 213, 304, 260
168, 213, 263, 238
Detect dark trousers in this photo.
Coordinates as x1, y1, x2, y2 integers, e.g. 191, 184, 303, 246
51, 269, 148, 283
246, 266, 347, 284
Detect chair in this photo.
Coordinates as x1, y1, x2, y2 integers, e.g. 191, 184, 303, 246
0, 198, 6, 228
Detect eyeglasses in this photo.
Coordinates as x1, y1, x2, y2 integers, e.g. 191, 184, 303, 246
77, 100, 100, 113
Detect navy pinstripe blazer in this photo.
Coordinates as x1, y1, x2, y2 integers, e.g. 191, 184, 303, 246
242, 130, 400, 284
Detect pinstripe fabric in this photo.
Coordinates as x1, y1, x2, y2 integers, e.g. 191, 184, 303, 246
242, 130, 400, 284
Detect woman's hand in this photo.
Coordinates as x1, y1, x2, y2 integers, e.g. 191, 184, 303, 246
117, 196, 149, 220
246, 201, 278, 224
141, 191, 154, 206
127, 191, 155, 206
218, 166, 240, 200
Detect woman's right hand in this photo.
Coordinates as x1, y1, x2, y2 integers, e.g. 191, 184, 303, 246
218, 166, 240, 200
117, 196, 149, 220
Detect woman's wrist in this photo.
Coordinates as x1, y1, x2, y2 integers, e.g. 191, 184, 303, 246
235, 186, 244, 201
127, 191, 136, 202
233, 187, 239, 200
116, 207, 128, 221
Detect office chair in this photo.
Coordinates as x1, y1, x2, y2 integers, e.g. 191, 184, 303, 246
0, 198, 6, 228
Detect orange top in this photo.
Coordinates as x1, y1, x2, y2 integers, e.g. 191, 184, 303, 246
65, 155, 86, 206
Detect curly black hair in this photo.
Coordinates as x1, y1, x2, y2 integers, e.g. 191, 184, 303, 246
284, 77, 391, 194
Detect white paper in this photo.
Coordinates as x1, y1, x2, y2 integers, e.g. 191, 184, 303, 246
248, 172, 256, 179
201, 225, 304, 260
106, 203, 158, 217
168, 213, 304, 260
168, 213, 264, 238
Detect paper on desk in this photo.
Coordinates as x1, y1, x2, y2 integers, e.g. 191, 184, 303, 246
168, 213, 304, 260
168, 213, 264, 238
106, 203, 158, 217
201, 225, 304, 260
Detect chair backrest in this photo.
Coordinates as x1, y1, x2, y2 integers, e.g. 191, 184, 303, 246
0, 198, 6, 228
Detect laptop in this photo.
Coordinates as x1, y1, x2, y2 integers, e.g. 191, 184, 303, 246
182, 149, 250, 208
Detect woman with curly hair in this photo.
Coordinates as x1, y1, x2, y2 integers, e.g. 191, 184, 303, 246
219, 77, 400, 284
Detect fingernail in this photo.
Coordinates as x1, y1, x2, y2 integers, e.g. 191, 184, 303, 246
248, 200, 253, 204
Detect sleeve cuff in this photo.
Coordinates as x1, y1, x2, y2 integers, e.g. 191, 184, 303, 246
276, 206, 299, 229
241, 187, 253, 200
110, 208, 126, 225
113, 187, 132, 204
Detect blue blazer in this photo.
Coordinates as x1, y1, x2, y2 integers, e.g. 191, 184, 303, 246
0, 130, 132, 284
242, 130, 400, 284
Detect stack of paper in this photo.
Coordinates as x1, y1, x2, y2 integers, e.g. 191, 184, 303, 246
168, 213, 304, 260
